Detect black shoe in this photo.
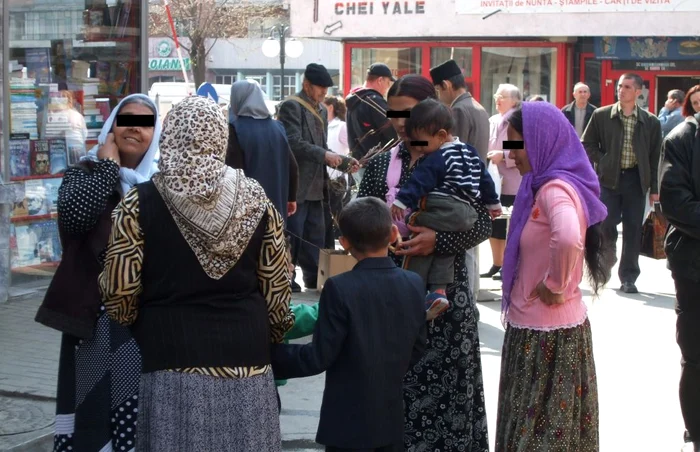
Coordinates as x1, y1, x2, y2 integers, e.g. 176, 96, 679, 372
291, 280, 302, 293
620, 282, 638, 294
480, 265, 501, 278
492, 273, 502, 281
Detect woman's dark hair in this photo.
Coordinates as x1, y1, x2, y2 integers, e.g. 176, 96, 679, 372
508, 106, 524, 135
682, 84, 700, 117
337, 197, 392, 253
119, 96, 156, 115
526, 95, 546, 102
323, 95, 347, 121
507, 107, 614, 296
387, 74, 437, 102
405, 98, 454, 138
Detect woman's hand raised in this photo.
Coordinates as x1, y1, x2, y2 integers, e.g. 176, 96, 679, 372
394, 225, 436, 257
97, 133, 121, 165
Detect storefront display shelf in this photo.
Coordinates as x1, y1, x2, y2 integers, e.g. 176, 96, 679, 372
11, 213, 58, 223
10, 173, 65, 182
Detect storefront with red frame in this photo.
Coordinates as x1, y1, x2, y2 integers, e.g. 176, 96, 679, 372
341, 37, 700, 116
291, 0, 700, 117
342, 40, 570, 115
576, 37, 700, 114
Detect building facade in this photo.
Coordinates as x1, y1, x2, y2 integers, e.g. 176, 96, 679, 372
289, 0, 700, 115
0, 0, 149, 300
147, 36, 342, 99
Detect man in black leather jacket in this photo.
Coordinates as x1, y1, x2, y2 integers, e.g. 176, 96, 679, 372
659, 112, 700, 452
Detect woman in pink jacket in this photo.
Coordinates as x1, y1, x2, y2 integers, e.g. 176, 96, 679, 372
481, 83, 523, 280
495, 101, 614, 451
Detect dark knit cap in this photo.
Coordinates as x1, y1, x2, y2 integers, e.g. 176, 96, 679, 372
304, 63, 334, 88
429, 60, 463, 86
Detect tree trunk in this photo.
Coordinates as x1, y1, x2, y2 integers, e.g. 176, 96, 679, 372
189, 40, 207, 88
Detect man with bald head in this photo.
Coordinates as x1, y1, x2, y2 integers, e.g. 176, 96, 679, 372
562, 82, 597, 138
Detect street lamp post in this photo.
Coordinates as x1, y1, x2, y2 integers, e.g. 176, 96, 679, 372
262, 25, 304, 100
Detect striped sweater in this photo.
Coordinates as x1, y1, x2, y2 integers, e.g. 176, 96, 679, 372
394, 138, 500, 210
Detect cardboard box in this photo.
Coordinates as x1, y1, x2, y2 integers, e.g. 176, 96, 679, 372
317, 249, 358, 290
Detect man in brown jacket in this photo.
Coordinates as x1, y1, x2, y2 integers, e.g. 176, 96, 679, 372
582, 73, 662, 294
430, 59, 490, 300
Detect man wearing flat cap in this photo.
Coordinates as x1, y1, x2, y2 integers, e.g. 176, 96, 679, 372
345, 63, 399, 186
430, 59, 491, 301
277, 63, 359, 291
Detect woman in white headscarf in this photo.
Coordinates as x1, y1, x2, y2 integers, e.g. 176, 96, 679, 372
35, 94, 161, 452
101, 96, 294, 451
227, 79, 298, 220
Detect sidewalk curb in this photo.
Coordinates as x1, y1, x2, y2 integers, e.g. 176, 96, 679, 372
1, 430, 53, 452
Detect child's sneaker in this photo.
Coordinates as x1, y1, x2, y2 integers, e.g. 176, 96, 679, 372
425, 290, 449, 321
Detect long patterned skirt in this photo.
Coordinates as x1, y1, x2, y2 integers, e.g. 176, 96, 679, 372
136, 370, 281, 451
403, 256, 490, 451
54, 305, 141, 452
495, 318, 599, 452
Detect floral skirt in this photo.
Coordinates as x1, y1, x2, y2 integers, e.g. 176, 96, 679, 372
495, 318, 599, 452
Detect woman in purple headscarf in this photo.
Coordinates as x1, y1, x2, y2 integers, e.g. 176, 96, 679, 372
495, 102, 614, 451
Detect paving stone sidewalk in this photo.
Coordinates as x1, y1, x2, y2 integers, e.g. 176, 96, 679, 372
0, 285, 322, 451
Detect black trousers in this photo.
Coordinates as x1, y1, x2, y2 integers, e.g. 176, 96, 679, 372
600, 168, 646, 284
673, 274, 700, 444
326, 443, 403, 452
287, 200, 325, 284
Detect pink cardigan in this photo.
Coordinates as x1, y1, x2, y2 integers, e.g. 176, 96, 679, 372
488, 110, 523, 196
505, 180, 588, 331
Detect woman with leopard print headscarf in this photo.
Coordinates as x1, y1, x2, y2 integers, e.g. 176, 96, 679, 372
99, 96, 295, 451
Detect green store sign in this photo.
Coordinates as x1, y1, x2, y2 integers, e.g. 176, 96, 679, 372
148, 57, 192, 71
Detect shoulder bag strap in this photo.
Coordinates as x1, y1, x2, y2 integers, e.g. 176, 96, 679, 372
286, 96, 325, 127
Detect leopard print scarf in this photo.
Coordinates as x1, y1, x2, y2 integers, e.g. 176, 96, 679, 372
152, 96, 267, 279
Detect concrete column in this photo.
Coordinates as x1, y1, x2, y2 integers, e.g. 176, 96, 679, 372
295, 72, 302, 92
266, 72, 273, 99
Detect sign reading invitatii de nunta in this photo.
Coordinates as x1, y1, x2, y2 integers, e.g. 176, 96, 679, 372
457, 0, 697, 14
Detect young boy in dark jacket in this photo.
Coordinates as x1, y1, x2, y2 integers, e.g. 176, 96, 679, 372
271, 197, 427, 452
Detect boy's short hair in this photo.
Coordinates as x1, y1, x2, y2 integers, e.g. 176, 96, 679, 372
337, 197, 393, 253
404, 98, 454, 139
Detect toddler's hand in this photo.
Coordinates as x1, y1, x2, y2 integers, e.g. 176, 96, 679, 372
487, 150, 504, 164
489, 208, 502, 219
391, 205, 405, 222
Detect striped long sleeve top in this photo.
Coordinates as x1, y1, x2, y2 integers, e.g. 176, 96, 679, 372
394, 138, 501, 210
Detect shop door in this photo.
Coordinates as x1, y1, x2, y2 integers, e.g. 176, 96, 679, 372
656, 75, 700, 113
601, 68, 656, 112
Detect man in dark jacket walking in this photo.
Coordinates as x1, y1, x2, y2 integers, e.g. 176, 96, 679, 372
345, 63, 399, 186
582, 73, 662, 294
277, 63, 358, 290
561, 82, 596, 138
659, 112, 700, 452
429, 59, 490, 300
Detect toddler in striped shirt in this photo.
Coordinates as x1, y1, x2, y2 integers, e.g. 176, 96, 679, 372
390, 99, 501, 319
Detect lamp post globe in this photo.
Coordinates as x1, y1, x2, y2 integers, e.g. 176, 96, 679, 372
262, 25, 303, 100
262, 38, 281, 58
285, 39, 304, 59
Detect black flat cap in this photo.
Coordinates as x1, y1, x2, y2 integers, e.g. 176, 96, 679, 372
430, 60, 463, 86
304, 63, 334, 88
367, 63, 396, 81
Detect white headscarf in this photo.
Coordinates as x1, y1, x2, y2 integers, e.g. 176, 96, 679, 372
82, 94, 161, 195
